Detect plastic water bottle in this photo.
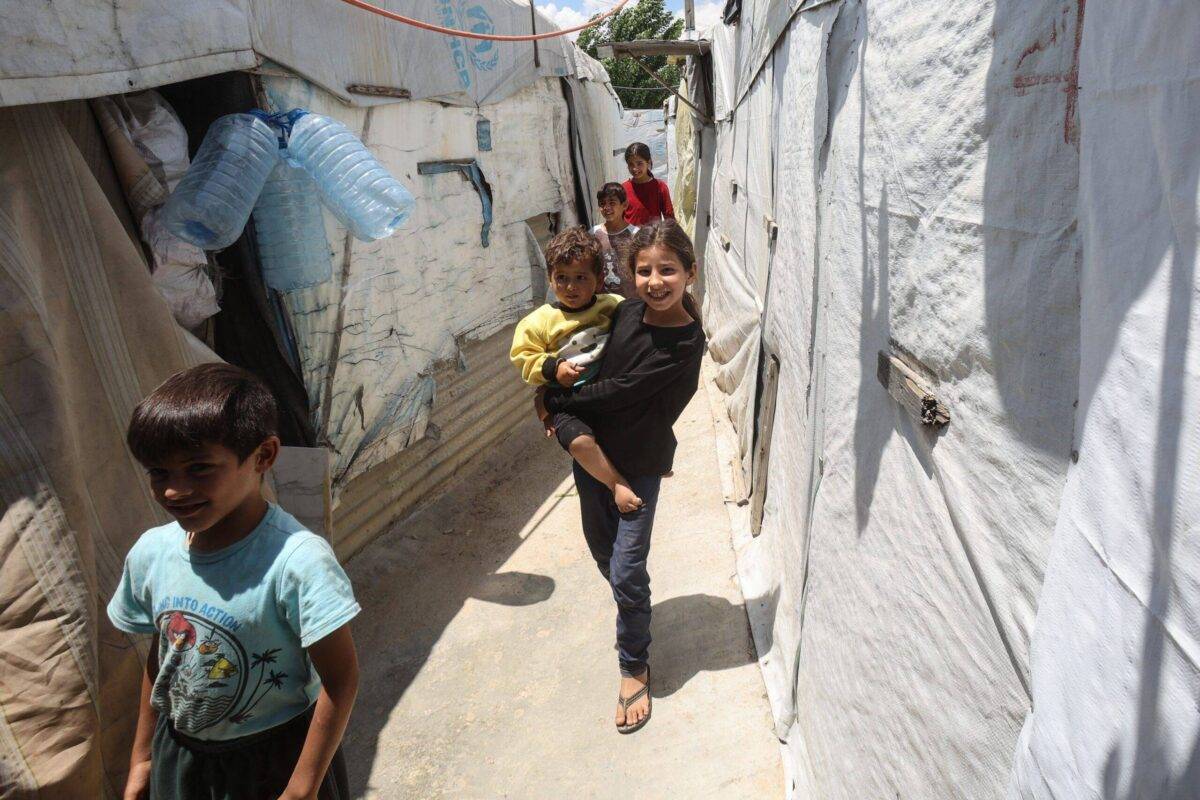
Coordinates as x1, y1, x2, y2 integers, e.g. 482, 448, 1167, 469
252, 161, 333, 292
160, 113, 278, 249
284, 112, 415, 241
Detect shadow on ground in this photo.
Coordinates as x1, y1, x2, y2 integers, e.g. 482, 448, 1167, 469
342, 420, 569, 798
650, 593, 758, 698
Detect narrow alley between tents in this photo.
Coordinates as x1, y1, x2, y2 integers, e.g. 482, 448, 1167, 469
342, 377, 780, 798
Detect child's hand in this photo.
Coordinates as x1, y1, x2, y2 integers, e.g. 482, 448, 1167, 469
555, 360, 585, 387
534, 388, 555, 438
123, 758, 152, 800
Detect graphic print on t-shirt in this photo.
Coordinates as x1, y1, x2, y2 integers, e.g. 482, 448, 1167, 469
153, 603, 293, 732
557, 324, 610, 367
601, 249, 622, 290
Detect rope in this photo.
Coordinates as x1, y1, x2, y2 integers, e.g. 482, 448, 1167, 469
333, 0, 630, 41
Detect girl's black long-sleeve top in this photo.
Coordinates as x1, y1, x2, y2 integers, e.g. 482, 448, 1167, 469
543, 299, 706, 478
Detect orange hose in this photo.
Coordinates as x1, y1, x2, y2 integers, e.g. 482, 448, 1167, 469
333, 0, 630, 41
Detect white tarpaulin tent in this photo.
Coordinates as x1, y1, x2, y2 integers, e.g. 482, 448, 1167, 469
687, 0, 1200, 797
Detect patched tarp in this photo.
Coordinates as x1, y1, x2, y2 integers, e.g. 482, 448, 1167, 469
260, 71, 584, 486
668, 81, 699, 238
0, 0, 576, 108
0, 102, 213, 797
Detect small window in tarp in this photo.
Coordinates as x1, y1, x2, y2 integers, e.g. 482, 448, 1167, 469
723, 0, 743, 24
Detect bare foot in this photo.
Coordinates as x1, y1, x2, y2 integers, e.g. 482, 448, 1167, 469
616, 671, 650, 729
612, 481, 644, 514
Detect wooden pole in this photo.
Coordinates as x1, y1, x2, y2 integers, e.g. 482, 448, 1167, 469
529, 0, 540, 68
683, 0, 695, 32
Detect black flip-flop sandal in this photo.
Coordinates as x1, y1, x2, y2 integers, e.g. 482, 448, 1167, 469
616, 673, 651, 734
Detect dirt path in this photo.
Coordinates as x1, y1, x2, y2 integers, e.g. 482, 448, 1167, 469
342, 389, 783, 798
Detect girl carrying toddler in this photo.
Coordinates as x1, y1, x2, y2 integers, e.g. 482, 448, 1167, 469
536, 220, 704, 734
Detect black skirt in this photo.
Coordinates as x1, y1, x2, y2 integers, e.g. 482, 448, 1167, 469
150, 706, 349, 800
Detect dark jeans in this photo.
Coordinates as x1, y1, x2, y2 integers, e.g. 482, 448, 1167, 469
573, 460, 662, 677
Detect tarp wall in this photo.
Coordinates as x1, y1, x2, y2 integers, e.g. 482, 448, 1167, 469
692, 0, 1146, 796
668, 84, 699, 238
0, 0, 575, 108
565, 52, 625, 221
1011, 1, 1200, 796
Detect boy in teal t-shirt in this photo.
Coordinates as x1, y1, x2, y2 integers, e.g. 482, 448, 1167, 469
108, 363, 359, 800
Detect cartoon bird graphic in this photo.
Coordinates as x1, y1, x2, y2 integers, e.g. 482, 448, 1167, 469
198, 622, 220, 655
165, 612, 196, 652
205, 657, 238, 680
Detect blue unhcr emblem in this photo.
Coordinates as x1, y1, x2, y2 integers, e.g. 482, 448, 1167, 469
464, 5, 498, 72
435, 0, 472, 89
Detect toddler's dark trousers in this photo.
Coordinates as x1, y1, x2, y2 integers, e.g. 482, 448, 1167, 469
572, 460, 662, 677
150, 705, 349, 800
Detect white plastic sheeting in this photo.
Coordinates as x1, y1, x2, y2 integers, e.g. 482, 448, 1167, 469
261, 71, 581, 486
1011, 1, 1200, 797
563, 52, 624, 224
617, 109, 669, 180
0, 0, 574, 108
708, 0, 833, 122
692, 0, 1147, 796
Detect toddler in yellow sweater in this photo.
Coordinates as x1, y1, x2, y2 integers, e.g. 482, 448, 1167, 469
511, 228, 623, 389
510, 228, 643, 512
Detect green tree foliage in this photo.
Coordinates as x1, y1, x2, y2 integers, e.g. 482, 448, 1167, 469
577, 0, 684, 110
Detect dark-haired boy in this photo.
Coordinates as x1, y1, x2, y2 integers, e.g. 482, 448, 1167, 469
592, 182, 639, 298
510, 228, 643, 513
108, 363, 359, 800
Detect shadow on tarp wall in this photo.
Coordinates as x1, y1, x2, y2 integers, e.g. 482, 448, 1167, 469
992, 0, 1200, 797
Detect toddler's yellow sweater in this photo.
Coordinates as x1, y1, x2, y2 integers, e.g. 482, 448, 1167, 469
510, 294, 623, 385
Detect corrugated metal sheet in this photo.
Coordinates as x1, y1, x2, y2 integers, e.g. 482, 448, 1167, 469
331, 323, 531, 559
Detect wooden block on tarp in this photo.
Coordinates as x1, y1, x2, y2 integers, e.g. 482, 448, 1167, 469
877, 350, 950, 428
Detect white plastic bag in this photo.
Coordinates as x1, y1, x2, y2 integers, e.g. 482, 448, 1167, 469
93, 90, 221, 329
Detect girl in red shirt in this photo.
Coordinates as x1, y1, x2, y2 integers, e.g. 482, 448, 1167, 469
621, 142, 675, 226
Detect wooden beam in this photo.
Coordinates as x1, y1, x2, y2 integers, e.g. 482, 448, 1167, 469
627, 56, 714, 126
877, 351, 951, 428
598, 38, 711, 58
346, 83, 411, 99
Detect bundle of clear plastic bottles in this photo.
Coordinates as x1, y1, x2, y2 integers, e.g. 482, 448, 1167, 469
160, 109, 415, 292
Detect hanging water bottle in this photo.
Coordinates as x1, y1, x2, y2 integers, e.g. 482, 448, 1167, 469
252, 160, 333, 292
284, 112, 415, 241
160, 113, 278, 249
